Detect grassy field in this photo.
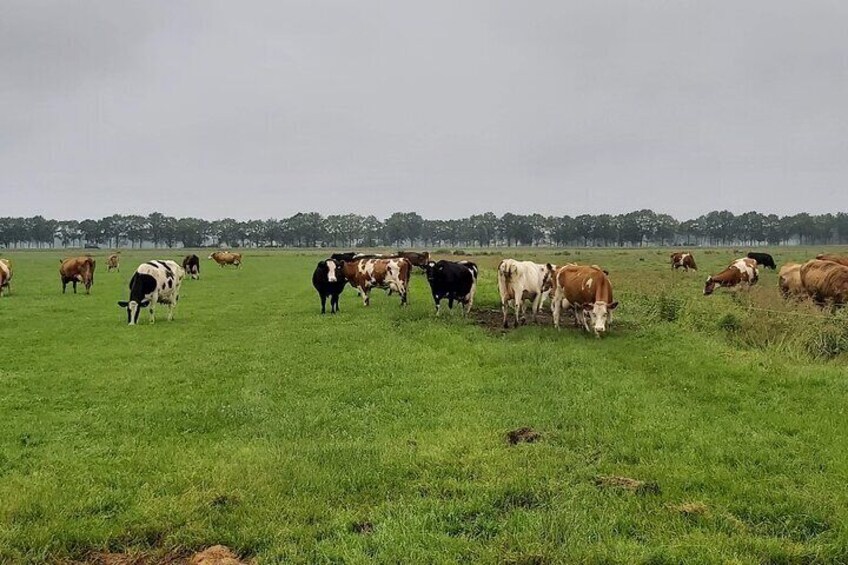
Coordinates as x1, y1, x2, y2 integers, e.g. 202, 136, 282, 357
1, 247, 847, 564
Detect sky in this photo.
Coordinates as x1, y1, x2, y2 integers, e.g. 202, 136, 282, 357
2, 0, 847, 221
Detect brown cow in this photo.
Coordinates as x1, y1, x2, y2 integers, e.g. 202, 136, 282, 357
703, 258, 758, 296
106, 252, 120, 272
670, 252, 697, 272
397, 251, 431, 269
209, 251, 242, 268
778, 263, 805, 299
0, 258, 12, 297
341, 257, 411, 306
550, 264, 618, 336
800, 259, 848, 307
815, 253, 848, 268
60, 256, 96, 294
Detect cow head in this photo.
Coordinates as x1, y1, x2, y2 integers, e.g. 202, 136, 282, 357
583, 301, 618, 336
703, 277, 716, 295
117, 299, 150, 325
321, 259, 344, 283
424, 261, 439, 283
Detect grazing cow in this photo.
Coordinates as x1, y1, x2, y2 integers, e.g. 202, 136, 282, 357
0, 258, 11, 297
670, 252, 697, 272
497, 259, 554, 328
551, 264, 618, 336
106, 253, 120, 272
118, 260, 185, 325
209, 251, 242, 268
746, 252, 776, 270
424, 260, 478, 315
312, 259, 346, 314
182, 254, 200, 279
778, 263, 805, 299
703, 258, 759, 295
60, 256, 96, 294
342, 257, 411, 306
815, 253, 848, 268
800, 259, 848, 307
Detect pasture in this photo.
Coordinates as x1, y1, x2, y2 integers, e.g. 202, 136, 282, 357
1, 247, 847, 564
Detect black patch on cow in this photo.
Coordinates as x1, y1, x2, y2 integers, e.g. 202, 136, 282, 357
168, 279, 173, 288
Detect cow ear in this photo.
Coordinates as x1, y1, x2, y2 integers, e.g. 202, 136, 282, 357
140, 299, 150, 307
608, 301, 619, 310
117, 301, 128, 307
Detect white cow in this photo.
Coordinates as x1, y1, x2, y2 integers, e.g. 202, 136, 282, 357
497, 259, 555, 328
117, 260, 185, 325
0, 258, 11, 297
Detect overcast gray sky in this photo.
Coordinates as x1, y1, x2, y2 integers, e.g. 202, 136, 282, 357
2, 1, 847, 220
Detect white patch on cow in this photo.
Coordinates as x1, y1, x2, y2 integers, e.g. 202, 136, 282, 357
326, 260, 337, 283
584, 278, 593, 290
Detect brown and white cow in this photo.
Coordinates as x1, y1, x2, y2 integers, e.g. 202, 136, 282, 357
703, 258, 758, 296
0, 258, 12, 297
209, 251, 242, 268
497, 259, 555, 328
60, 256, 96, 294
800, 259, 848, 307
670, 252, 697, 272
106, 252, 120, 272
342, 257, 411, 306
778, 263, 805, 299
550, 264, 618, 336
815, 253, 848, 268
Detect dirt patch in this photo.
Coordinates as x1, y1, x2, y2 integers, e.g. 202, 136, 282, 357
668, 502, 709, 516
506, 427, 541, 445
350, 521, 374, 535
593, 475, 660, 495
74, 546, 248, 565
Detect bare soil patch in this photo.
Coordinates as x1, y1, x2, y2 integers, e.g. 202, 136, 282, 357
668, 502, 709, 516
506, 427, 541, 445
71, 545, 248, 565
593, 475, 660, 495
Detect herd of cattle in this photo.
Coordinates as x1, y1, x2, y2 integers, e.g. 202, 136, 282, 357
1, 247, 847, 332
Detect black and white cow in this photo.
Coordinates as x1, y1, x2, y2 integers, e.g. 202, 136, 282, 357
424, 260, 478, 315
118, 260, 185, 325
312, 259, 346, 314
746, 252, 776, 270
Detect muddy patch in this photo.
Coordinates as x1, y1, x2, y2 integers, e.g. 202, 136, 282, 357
506, 427, 541, 445
474, 309, 556, 332
593, 475, 660, 495
72, 545, 248, 565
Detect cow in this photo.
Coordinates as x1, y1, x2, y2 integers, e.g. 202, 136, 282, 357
670, 252, 697, 272
746, 252, 776, 270
118, 260, 185, 325
424, 260, 478, 315
106, 252, 120, 272
0, 258, 11, 297
800, 259, 848, 307
182, 254, 200, 279
60, 256, 96, 294
497, 259, 554, 328
815, 253, 848, 268
703, 258, 759, 295
209, 251, 242, 268
330, 252, 358, 262
341, 257, 411, 306
312, 259, 346, 314
550, 264, 618, 336
398, 251, 431, 270
778, 263, 805, 299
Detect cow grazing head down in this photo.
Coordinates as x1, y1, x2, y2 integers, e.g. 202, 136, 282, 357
703, 277, 717, 296
583, 300, 618, 335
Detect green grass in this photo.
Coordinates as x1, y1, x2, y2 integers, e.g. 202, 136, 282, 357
1, 247, 847, 563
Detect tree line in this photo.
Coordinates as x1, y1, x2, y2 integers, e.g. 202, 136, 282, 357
1, 210, 846, 249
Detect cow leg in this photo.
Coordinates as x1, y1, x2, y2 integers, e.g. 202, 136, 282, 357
167, 302, 176, 321
530, 293, 542, 324
434, 295, 442, 315
320, 294, 327, 314
333, 293, 341, 313
62, 280, 67, 294
502, 299, 510, 328
448, 298, 454, 311
363, 288, 371, 306
149, 306, 156, 324
72, 280, 77, 294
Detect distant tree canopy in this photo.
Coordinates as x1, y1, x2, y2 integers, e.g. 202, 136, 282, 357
1, 210, 846, 249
